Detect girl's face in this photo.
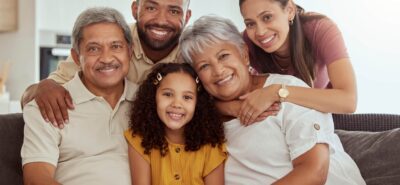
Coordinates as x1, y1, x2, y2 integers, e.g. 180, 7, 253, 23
156, 72, 197, 136
240, 0, 295, 55
191, 41, 251, 101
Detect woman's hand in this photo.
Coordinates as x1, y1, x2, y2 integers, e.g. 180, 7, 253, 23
215, 98, 279, 125
238, 85, 281, 125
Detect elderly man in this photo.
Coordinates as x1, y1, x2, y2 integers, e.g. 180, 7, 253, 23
21, 7, 137, 185
21, 0, 191, 127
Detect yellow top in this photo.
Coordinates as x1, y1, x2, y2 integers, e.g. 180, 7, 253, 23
124, 130, 227, 185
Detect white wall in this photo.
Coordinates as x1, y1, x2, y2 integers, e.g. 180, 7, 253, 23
37, 0, 134, 32
0, 0, 37, 101
296, 0, 400, 114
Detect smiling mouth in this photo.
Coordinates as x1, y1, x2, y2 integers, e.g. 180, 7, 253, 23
215, 74, 233, 85
96, 65, 120, 73
260, 34, 275, 45
168, 112, 184, 120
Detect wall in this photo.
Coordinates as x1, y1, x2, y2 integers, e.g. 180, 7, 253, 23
0, 0, 37, 101
296, 0, 400, 114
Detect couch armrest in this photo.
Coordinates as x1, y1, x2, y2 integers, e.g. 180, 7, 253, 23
333, 113, 400, 132
0, 113, 24, 185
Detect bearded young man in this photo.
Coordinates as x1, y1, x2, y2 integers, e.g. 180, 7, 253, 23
21, 0, 191, 127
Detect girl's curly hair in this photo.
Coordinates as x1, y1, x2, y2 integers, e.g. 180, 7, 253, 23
129, 63, 225, 156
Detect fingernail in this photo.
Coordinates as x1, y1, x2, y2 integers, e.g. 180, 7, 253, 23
52, 122, 57, 127
64, 119, 69, 124
59, 124, 64, 129
45, 118, 50, 123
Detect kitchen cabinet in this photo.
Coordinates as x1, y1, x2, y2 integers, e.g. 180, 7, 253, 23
0, 0, 18, 32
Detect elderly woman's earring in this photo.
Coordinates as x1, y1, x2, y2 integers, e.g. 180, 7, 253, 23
248, 65, 258, 75
289, 19, 294, 26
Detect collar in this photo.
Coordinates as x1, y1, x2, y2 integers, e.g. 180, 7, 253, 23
131, 24, 181, 64
65, 72, 138, 105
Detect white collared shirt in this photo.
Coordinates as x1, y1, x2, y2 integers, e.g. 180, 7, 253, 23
21, 73, 138, 185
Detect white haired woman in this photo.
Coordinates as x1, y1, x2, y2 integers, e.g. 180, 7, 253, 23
179, 15, 365, 185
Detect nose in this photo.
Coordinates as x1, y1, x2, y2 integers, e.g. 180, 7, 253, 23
154, 9, 169, 25
171, 97, 183, 109
255, 24, 267, 38
211, 62, 225, 77
99, 48, 115, 63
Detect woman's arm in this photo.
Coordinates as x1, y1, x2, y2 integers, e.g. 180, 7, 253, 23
273, 144, 330, 185
239, 58, 357, 124
284, 58, 357, 113
204, 163, 225, 185
128, 145, 151, 185
23, 162, 61, 185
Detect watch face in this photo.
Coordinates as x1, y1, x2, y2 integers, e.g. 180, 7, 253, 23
279, 88, 289, 98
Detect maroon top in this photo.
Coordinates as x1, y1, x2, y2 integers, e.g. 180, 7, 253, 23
244, 16, 349, 88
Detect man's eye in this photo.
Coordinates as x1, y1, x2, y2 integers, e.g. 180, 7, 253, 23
170, 9, 181, 15
111, 44, 123, 50
87, 47, 100, 53
146, 6, 156, 12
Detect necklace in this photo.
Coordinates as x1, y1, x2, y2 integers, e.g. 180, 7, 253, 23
271, 54, 291, 73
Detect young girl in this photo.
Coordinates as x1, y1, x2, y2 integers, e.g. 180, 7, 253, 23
124, 63, 226, 185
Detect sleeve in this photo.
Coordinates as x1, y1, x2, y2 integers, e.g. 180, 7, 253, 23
202, 143, 227, 177
124, 129, 150, 163
282, 105, 336, 161
313, 18, 349, 65
21, 102, 61, 167
277, 76, 336, 160
47, 56, 80, 85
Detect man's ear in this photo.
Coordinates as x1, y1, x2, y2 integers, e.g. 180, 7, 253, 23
71, 48, 81, 67
184, 9, 192, 25
131, 1, 139, 21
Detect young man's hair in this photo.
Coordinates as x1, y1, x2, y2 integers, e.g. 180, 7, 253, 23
129, 63, 225, 156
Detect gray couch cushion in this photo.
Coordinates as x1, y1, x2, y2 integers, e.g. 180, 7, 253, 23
0, 113, 24, 185
336, 129, 400, 185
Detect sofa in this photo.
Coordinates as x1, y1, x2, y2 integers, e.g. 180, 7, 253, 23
1, 113, 400, 185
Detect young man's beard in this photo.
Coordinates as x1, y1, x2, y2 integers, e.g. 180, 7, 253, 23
137, 23, 181, 51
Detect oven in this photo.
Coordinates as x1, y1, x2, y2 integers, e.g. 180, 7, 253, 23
39, 31, 71, 80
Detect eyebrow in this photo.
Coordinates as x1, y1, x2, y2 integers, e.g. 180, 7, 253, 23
216, 49, 227, 56
160, 88, 196, 95
244, 10, 272, 22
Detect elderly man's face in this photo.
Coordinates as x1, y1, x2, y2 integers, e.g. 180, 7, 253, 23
71, 22, 130, 93
132, 0, 191, 50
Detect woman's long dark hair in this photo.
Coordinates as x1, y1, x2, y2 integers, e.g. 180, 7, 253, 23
240, 0, 325, 87
129, 63, 225, 156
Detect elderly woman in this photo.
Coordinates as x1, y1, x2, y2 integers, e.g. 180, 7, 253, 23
179, 15, 365, 185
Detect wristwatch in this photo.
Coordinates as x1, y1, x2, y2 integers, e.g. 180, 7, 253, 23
278, 84, 289, 102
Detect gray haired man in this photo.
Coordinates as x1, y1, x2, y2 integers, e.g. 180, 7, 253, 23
21, 0, 192, 128
21, 7, 137, 185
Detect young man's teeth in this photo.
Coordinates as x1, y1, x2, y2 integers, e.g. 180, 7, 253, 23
151, 29, 168, 36
261, 35, 274, 44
